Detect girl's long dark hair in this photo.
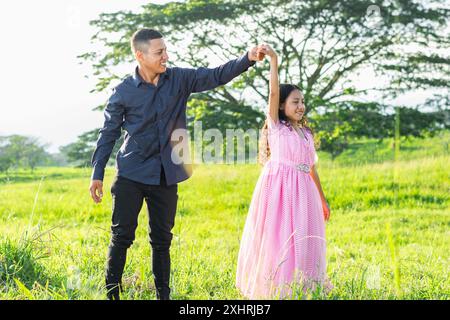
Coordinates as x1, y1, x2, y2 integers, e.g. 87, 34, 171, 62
258, 84, 316, 165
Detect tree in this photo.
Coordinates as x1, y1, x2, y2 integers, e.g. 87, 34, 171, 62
22, 141, 49, 172
311, 101, 450, 157
0, 137, 14, 173
60, 129, 124, 167
81, 0, 449, 111
0, 135, 51, 172
78, 0, 449, 157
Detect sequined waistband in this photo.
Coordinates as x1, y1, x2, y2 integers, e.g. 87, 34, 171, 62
267, 160, 311, 173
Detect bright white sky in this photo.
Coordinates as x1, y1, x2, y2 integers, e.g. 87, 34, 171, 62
0, 0, 440, 153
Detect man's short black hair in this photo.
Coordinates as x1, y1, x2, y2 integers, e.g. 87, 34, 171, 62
130, 29, 163, 53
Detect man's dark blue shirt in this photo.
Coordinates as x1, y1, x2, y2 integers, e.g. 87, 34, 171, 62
91, 52, 256, 185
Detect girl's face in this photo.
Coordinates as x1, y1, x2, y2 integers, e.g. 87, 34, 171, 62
281, 89, 305, 122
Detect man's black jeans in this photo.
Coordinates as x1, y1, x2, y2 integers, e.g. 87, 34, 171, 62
105, 168, 177, 300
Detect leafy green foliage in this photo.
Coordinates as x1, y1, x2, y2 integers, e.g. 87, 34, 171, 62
59, 129, 124, 167
310, 102, 450, 157
0, 135, 51, 172
81, 0, 449, 111
73, 0, 449, 163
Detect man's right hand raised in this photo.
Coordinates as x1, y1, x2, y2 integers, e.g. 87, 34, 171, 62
90, 180, 104, 203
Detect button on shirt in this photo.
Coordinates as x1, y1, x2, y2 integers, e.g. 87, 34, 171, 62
91, 52, 256, 185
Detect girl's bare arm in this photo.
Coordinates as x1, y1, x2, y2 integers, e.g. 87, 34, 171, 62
260, 45, 279, 122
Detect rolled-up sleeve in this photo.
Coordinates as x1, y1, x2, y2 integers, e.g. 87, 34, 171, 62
183, 52, 255, 93
91, 89, 124, 181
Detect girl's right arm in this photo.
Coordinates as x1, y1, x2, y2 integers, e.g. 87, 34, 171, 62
259, 45, 279, 123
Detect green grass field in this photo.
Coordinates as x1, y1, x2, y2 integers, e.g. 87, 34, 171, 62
0, 132, 449, 300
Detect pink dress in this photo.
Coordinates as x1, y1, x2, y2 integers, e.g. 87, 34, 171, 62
236, 115, 333, 299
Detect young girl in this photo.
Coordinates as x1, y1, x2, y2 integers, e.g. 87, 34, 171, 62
236, 44, 333, 299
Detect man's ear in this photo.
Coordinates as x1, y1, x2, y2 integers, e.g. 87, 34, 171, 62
135, 50, 143, 62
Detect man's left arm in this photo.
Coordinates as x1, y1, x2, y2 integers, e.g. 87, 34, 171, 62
184, 50, 258, 93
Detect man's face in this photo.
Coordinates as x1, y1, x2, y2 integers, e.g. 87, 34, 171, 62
136, 38, 169, 74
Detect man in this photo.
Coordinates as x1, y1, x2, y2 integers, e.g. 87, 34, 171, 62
89, 28, 264, 300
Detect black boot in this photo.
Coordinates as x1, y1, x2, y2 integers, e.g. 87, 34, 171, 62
152, 245, 171, 300
106, 285, 121, 300
105, 245, 127, 300
155, 282, 171, 300
106, 279, 123, 300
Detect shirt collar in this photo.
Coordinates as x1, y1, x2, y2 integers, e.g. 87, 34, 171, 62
132, 66, 170, 87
